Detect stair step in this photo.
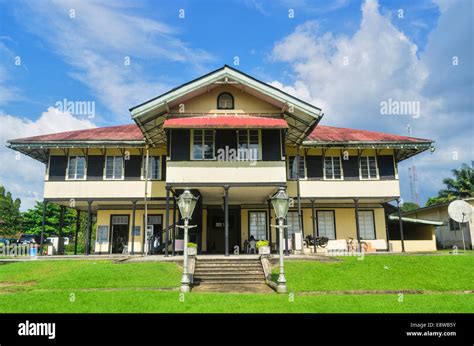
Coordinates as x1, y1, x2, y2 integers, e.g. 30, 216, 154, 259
195, 279, 266, 284
196, 263, 261, 267
195, 271, 263, 275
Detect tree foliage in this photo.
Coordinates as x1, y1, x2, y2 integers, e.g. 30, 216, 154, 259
21, 201, 77, 236
426, 164, 474, 206
0, 186, 22, 236
401, 202, 419, 212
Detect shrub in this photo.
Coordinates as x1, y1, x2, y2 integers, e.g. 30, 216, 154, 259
256, 240, 269, 249
187, 242, 197, 248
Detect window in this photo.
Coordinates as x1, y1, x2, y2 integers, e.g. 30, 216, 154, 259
67, 156, 86, 180
192, 130, 215, 160
288, 156, 305, 179
238, 130, 260, 160
358, 211, 375, 239
105, 156, 124, 180
324, 156, 342, 180
449, 218, 461, 231
317, 211, 336, 239
217, 92, 234, 109
145, 156, 160, 180
286, 211, 301, 237
360, 156, 378, 179
111, 215, 128, 224
249, 211, 267, 240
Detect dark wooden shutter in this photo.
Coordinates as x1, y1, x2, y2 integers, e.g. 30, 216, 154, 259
280, 130, 286, 157
87, 155, 104, 181
124, 156, 142, 180
161, 155, 166, 181
342, 156, 359, 180
170, 129, 190, 161
261, 130, 281, 161
306, 156, 323, 179
49, 156, 67, 181
378, 155, 395, 179
215, 130, 237, 158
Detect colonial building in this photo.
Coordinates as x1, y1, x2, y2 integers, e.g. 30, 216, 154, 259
7, 65, 434, 255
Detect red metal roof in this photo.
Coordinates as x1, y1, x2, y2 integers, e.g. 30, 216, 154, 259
307, 125, 431, 143
10, 124, 144, 142
9, 122, 431, 144
163, 116, 288, 129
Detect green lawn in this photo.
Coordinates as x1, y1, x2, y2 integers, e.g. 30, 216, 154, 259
0, 254, 473, 313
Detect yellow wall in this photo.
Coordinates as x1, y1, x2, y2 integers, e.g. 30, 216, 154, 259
169, 85, 280, 114
94, 208, 176, 253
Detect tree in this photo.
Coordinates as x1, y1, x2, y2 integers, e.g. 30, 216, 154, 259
21, 201, 77, 236
401, 202, 419, 212
0, 186, 22, 236
426, 164, 474, 206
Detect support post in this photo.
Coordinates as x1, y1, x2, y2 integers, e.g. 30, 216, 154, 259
354, 197, 361, 249
58, 205, 65, 255
86, 200, 92, 255
74, 210, 80, 255
172, 195, 177, 256
384, 207, 391, 252
284, 218, 289, 256
296, 149, 304, 249
311, 200, 317, 254
165, 186, 170, 257
224, 185, 230, 257
40, 201, 47, 256
277, 218, 287, 293
396, 198, 405, 252
131, 200, 137, 255
143, 147, 149, 255
180, 218, 190, 292
267, 200, 272, 251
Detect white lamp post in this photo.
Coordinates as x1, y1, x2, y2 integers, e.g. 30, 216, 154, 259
176, 189, 198, 293
271, 187, 290, 293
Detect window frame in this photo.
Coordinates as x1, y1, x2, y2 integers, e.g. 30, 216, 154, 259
66, 155, 87, 180
288, 155, 306, 180
142, 155, 161, 180
323, 155, 343, 180
248, 211, 267, 240
286, 211, 302, 237
359, 155, 379, 180
217, 92, 235, 110
316, 210, 336, 240
357, 210, 376, 240
104, 155, 125, 180
191, 129, 216, 161
237, 129, 262, 161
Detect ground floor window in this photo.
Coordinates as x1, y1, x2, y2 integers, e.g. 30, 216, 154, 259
317, 211, 336, 239
249, 211, 266, 240
286, 211, 301, 237
358, 210, 375, 239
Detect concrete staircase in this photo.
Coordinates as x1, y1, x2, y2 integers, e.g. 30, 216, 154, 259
193, 257, 266, 288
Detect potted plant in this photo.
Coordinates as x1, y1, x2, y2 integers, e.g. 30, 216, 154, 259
187, 242, 197, 256
256, 240, 270, 255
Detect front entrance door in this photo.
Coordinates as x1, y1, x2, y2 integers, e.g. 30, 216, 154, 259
207, 208, 240, 253
110, 215, 129, 254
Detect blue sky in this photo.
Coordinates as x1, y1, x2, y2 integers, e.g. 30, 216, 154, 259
0, 0, 472, 209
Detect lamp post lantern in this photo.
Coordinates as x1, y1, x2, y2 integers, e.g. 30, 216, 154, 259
271, 187, 290, 293
176, 189, 198, 293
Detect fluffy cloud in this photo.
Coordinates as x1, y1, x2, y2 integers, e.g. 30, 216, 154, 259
0, 107, 95, 210
270, 0, 473, 205
16, 0, 213, 119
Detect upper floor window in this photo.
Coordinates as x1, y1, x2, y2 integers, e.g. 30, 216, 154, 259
105, 156, 124, 180
324, 156, 342, 180
67, 156, 86, 180
238, 129, 260, 160
360, 156, 378, 180
288, 156, 305, 179
145, 156, 161, 180
192, 129, 215, 160
217, 92, 234, 109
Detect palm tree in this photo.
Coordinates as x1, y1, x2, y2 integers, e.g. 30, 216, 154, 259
426, 164, 474, 206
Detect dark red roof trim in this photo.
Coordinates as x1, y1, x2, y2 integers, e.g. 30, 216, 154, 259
163, 116, 288, 129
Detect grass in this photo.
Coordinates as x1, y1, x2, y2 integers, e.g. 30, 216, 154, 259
0, 254, 473, 313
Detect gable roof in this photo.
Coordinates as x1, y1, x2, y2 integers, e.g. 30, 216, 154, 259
130, 65, 323, 147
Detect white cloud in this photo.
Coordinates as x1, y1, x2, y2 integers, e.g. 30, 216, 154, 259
0, 107, 95, 210
17, 0, 213, 119
270, 0, 473, 205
